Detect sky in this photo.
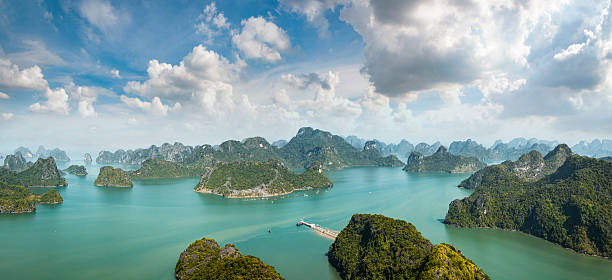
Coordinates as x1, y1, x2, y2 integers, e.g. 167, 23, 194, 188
1, 0, 611, 154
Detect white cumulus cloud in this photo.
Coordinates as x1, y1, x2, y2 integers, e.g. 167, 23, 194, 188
28, 87, 70, 115
120, 96, 181, 116
232, 16, 290, 62
0, 58, 49, 91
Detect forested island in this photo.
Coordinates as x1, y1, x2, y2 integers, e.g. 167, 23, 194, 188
445, 145, 611, 258
194, 160, 332, 198
94, 166, 133, 187
0, 181, 63, 213
328, 214, 489, 279
0, 157, 67, 187
63, 165, 87, 176
403, 146, 486, 173
175, 237, 283, 280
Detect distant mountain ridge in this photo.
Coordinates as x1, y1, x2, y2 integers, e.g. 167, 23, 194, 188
12, 146, 70, 162
572, 139, 612, 158
96, 127, 403, 171
404, 146, 487, 173
343, 136, 597, 163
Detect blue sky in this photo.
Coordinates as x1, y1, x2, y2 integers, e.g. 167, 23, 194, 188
1, 0, 611, 153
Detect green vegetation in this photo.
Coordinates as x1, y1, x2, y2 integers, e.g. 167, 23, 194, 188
445, 146, 612, 258
0, 157, 66, 187
175, 237, 284, 280
94, 166, 133, 187
212, 137, 283, 163
459, 144, 571, 189
38, 189, 63, 204
63, 165, 87, 176
130, 158, 212, 179
96, 127, 404, 170
194, 160, 332, 197
328, 214, 489, 280
403, 146, 486, 173
0, 181, 63, 213
0, 181, 36, 213
278, 127, 403, 170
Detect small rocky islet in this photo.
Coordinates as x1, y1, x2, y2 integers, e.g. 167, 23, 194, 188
175, 237, 284, 280
63, 165, 87, 176
94, 166, 133, 187
403, 146, 487, 173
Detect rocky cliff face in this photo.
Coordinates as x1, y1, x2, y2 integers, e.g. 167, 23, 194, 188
404, 146, 486, 173
14, 147, 34, 159
36, 146, 70, 162
459, 144, 572, 189
446, 153, 612, 258
97, 142, 194, 164
413, 142, 442, 156
175, 237, 283, 280
11, 157, 67, 187
3, 152, 32, 172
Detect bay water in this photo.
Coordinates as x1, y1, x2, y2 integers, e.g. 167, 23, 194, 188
0, 164, 610, 279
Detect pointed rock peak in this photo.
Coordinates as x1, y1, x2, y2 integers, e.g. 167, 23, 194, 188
545, 144, 572, 159
434, 146, 448, 154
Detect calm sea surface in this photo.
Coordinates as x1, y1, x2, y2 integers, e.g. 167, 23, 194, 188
1, 163, 610, 279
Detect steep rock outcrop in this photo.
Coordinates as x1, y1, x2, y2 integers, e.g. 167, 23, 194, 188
175, 237, 283, 280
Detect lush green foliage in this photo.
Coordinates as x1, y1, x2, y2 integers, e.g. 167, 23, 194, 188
445, 154, 612, 258
38, 189, 63, 204
404, 146, 486, 173
96, 127, 404, 171
0, 157, 66, 187
328, 214, 489, 280
459, 144, 572, 189
418, 244, 490, 280
175, 237, 284, 280
279, 127, 403, 170
94, 166, 133, 187
195, 160, 332, 197
0, 181, 36, 213
63, 165, 87, 176
130, 158, 211, 179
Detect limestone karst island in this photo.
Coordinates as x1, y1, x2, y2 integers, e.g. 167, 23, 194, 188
1, 1, 611, 279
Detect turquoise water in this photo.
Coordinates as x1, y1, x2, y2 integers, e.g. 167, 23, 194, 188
1, 164, 611, 279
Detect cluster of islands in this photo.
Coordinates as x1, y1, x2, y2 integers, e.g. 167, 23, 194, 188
1, 126, 611, 279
